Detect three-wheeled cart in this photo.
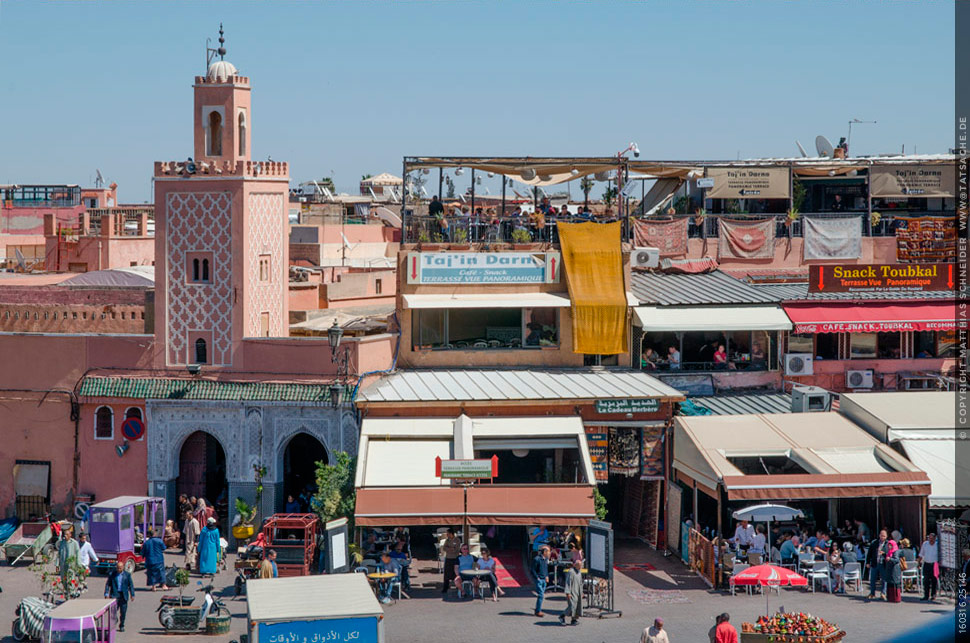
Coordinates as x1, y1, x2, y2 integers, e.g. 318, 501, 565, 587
41, 598, 117, 643
88, 496, 166, 574
246, 575, 384, 643
260, 513, 318, 577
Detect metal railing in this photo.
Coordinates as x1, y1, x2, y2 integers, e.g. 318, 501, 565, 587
404, 214, 621, 245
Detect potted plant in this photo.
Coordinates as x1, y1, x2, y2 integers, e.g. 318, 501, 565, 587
785, 208, 799, 227
172, 567, 191, 606
232, 497, 257, 541
449, 226, 470, 250
511, 227, 532, 250
693, 207, 707, 226
870, 211, 882, 228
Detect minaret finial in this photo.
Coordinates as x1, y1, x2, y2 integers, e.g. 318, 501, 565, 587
217, 23, 226, 60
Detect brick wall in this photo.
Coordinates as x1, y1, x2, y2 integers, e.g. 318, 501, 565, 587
0, 286, 148, 333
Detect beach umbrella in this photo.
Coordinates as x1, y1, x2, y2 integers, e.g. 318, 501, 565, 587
730, 563, 808, 615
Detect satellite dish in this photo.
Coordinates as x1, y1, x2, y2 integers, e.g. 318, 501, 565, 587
594, 171, 611, 182
815, 135, 835, 158
538, 174, 552, 182
15, 248, 26, 271
795, 140, 809, 158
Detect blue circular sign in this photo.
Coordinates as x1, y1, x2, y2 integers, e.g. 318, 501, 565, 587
121, 417, 145, 440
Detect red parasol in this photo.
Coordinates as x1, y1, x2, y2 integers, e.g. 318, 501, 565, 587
730, 564, 808, 615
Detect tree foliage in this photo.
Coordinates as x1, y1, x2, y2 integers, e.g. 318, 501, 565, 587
312, 451, 357, 529
593, 487, 608, 521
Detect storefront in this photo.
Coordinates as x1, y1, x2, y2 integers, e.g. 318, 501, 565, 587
671, 412, 931, 543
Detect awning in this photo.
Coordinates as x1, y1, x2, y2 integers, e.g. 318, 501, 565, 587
355, 485, 594, 526
720, 472, 931, 501
402, 292, 571, 309
634, 305, 792, 331
892, 433, 968, 508
784, 302, 955, 334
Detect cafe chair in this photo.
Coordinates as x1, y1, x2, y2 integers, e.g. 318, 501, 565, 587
747, 552, 763, 566
478, 577, 495, 602
900, 561, 922, 594
807, 561, 832, 593
797, 553, 815, 576
842, 562, 862, 593
354, 566, 369, 574
730, 563, 751, 596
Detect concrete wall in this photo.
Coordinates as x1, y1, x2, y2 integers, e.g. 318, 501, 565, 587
787, 356, 957, 392
0, 285, 147, 333
683, 236, 898, 270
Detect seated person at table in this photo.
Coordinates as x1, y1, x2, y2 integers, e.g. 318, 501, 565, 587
667, 346, 681, 370
389, 540, 410, 589
526, 322, 543, 346
454, 544, 479, 598
729, 519, 755, 548
530, 525, 550, 552
641, 347, 659, 370
749, 525, 767, 555
713, 344, 728, 368
751, 342, 765, 366
363, 532, 380, 557
477, 548, 504, 601
779, 533, 798, 565
377, 552, 402, 604
566, 541, 584, 564
812, 531, 830, 558
841, 541, 858, 566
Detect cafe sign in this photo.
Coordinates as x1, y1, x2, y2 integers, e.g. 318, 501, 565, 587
704, 167, 791, 200
870, 164, 955, 198
809, 263, 952, 293
435, 456, 498, 479
595, 398, 660, 414
407, 252, 561, 284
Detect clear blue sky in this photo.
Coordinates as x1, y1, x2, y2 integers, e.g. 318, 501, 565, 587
0, 1, 954, 202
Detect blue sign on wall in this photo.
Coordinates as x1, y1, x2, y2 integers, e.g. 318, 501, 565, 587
406, 252, 561, 284
258, 616, 378, 643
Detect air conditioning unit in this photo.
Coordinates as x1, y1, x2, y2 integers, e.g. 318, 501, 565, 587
784, 353, 814, 376
846, 369, 875, 389
791, 385, 832, 413
631, 247, 660, 269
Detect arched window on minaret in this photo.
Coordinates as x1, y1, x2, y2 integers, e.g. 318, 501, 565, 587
192, 258, 200, 281
238, 112, 247, 157
207, 111, 223, 156
202, 258, 210, 282
195, 338, 208, 364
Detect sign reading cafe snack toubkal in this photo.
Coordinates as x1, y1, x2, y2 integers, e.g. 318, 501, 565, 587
407, 251, 561, 284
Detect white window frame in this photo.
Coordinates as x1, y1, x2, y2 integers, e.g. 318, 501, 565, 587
94, 405, 114, 441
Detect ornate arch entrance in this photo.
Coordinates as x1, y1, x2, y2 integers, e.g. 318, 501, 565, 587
280, 432, 328, 511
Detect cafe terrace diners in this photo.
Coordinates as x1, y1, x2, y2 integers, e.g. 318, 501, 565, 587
671, 411, 931, 543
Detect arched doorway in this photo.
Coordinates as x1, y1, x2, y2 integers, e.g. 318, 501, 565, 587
177, 431, 227, 516
281, 433, 328, 511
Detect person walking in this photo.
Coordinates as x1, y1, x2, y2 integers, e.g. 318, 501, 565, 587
918, 532, 939, 601
56, 525, 80, 595
715, 613, 739, 643
104, 560, 135, 632
77, 532, 99, 576
440, 529, 460, 595
558, 559, 582, 626
533, 545, 550, 617
182, 509, 200, 571
641, 617, 669, 642
198, 517, 221, 577
885, 540, 902, 603
259, 549, 278, 579
143, 528, 168, 591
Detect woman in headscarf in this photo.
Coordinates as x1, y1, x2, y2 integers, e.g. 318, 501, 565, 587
194, 498, 208, 529
198, 517, 222, 576
885, 539, 903, 603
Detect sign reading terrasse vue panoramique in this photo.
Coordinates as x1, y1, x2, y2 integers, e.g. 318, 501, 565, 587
808, 263, 952, 293
407, 252, 561, 284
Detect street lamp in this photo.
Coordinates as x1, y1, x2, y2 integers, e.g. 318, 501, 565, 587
327, 318, 343, 358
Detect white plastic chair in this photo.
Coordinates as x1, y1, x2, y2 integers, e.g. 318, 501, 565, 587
842, 562, 862, 592
807, 561, 831, 593
901, 560, 922, 594
797, 553, 815, 576
730, 563, 751, 596
354, 566, 369, 574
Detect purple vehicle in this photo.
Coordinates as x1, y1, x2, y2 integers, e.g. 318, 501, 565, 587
88, 496, 165, 574
41, 598, 117, 643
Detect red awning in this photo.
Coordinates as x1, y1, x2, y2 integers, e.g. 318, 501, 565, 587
784, 302, 956, 334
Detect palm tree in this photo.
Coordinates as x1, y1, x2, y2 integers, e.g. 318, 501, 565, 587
579, 177, 594, 210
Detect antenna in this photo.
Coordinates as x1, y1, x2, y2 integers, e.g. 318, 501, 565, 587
95, 169, 104, 188
846, 119, 876, 156
205, 24, 227, 69
815, 135, 835, 158
794, 141, 808, 158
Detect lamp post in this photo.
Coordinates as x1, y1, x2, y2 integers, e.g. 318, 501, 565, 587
328, 319, 349, 408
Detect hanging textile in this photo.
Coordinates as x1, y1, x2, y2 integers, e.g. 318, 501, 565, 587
895, 217, 957, 263
633, 218, 689, 256
585, 426, 609, 483
640, 426, 665, 479
803, 216, 863, 260
717, 218, 776, 260
558, 221, 627, 354
608, 427, 640, 477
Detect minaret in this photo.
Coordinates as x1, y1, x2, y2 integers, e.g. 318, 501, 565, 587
153, 26, 290, 369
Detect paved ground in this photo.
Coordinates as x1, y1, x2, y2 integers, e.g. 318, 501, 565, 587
0, 540, 951, 642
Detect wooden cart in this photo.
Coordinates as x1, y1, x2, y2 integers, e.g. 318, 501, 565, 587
260, 514, 319, 577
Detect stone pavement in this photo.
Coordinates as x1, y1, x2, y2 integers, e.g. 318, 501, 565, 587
0, 542, 951, 643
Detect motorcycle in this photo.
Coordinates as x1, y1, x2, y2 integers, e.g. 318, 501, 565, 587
11, 596, 55, 641
233, 533, 266, 597
156, 581, 228, 633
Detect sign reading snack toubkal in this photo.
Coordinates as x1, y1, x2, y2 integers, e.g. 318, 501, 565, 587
870, 164, 956, 198
704, 167, 791, 199
809, 263, 952, 293
406, 251, 561, 284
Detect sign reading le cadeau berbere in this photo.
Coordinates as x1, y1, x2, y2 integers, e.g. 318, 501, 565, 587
595, 398, 661, 414
407, 252, 561, 284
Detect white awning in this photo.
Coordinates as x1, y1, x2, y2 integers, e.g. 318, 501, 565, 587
359, 439, 451, 487
634, 305, 793, 331
895, 437, 967, 508
402, 292, 571, 309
